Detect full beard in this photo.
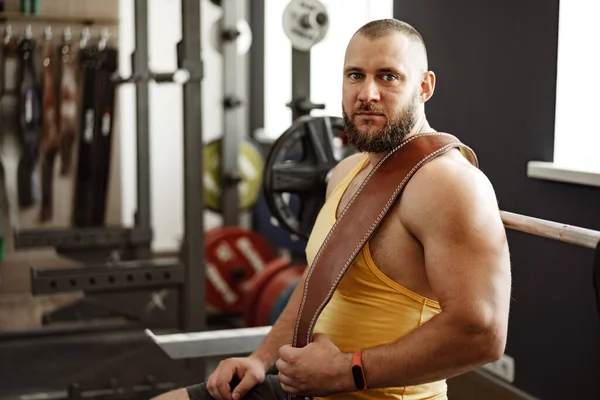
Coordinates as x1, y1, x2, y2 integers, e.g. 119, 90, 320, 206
342, 98, 419, 153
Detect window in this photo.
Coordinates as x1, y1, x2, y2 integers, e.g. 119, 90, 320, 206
527, 0, 600, 186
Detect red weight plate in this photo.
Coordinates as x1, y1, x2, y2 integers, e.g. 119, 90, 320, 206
253, 265, 304, 327
244, 257, 290, 326
205, 227, 277, 313
245, 258, 305, 327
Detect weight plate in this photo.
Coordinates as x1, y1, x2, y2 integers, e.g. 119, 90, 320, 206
282, 0, 329, 51
204, 138, 264, 213
205, 227, 276, 313
244, 257, 305, 327
262, 115, 357, 239
210, 17, 253, 55
255, 189, 308, 256
270, 280, 298, 325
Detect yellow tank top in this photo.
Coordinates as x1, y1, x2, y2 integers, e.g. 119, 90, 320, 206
306, 155, 447, 400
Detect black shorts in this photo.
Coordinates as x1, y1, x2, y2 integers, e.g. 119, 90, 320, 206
186, 375, 287, 400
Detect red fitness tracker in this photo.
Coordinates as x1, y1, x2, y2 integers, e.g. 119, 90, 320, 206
351, 351, 368, 390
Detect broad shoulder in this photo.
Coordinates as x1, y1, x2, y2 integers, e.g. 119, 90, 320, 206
399, 149, 502, 238
326, 152, 366, 199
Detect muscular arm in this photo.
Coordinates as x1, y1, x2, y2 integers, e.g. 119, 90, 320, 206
360, 154, 511, 388
251, 153, 365, 372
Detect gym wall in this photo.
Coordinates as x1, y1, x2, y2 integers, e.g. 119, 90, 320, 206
393, 0, 600, 398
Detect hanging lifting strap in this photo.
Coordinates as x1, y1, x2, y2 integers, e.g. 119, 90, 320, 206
90, 46, 118, 226
16, 33, 42, 208
73, 46, 98, 226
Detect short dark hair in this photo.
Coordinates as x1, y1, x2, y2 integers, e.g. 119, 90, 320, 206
355, 19, 428, 69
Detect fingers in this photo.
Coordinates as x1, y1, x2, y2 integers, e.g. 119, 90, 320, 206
277, 364, 300, 395
231, 372, 258, 400
278, 344, 294, 361
279, 376, 300, 396
275, 358, 287, 374
206, 362, 235, 400
277, 371, 296, 388
206, 377, 232, 400
279, 373, 299, 396
217, 380, 233, 400
280, 383, 299, 395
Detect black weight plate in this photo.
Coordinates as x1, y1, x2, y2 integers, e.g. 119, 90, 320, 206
263, 115, 356, 239
255, 178, 308, 256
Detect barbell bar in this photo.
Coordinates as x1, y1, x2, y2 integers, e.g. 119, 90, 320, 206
500, 211, 600, 250
112, 69, 191, 85
145, 326, 272, 359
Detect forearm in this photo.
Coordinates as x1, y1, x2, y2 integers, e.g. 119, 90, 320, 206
250, 278, 305, 371
361, 311, 504, 389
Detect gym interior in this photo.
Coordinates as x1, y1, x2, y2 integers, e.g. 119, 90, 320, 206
0, 0, 598, 399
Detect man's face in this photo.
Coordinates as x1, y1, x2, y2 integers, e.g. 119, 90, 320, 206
342, 33, 424, 153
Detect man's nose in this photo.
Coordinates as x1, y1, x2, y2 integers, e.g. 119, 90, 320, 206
357, 78, 381, 103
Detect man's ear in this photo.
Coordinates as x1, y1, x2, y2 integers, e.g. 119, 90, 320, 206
420, 71, 436, 103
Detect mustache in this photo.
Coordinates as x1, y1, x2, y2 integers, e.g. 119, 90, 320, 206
354, 103, 387, 116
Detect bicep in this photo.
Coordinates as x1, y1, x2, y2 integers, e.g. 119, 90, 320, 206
406, 166, 511, 327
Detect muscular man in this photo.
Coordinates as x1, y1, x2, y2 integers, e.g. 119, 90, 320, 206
155, 18, 511, 400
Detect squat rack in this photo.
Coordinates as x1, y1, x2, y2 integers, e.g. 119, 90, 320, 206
0, 0, 217, 397
8, 0, 209, 335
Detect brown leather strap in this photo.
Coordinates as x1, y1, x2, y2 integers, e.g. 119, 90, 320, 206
40, 38, 59, 222
291, 132, 478, 355
58, 38, 77, 176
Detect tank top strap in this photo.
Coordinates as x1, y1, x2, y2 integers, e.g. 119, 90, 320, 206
329, 154, 369, 199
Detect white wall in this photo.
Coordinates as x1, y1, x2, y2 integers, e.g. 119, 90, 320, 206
119, 0, 393, 251
553, 0, 600, 172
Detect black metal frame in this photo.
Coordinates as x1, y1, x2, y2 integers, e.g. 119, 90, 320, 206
288, 49, 325, 119
179, 0, 206, 334
248, 0, 264, 139
132, 0, 153, 261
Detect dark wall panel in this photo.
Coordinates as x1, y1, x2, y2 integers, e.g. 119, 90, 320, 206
393, 0, 600, 399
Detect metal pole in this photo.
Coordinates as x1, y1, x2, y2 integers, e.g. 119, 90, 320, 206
500, 211, 600, 249
133, 0, 152, 259
248, 0, 264, 138
290, 49, 311, 121
220, 0, 244, 226
180, 0, 206, 333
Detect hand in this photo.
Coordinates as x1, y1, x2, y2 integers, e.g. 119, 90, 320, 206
206, 356, 266, 400
276, 333, 354, 397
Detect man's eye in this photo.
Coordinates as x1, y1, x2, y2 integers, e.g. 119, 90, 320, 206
349, 73, 362, 80
382, 74, 397, 82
